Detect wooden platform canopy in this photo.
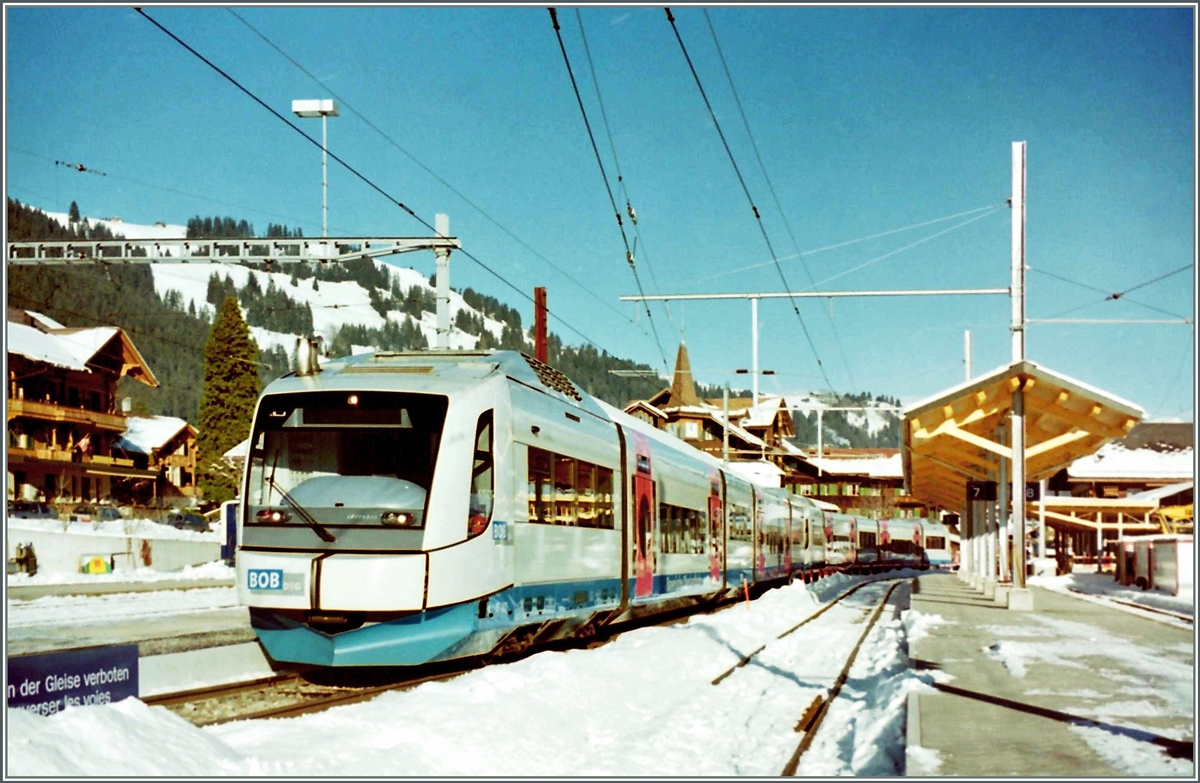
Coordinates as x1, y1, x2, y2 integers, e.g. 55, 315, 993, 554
902, 360, 1145, 512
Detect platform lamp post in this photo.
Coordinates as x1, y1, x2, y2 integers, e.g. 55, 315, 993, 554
292, 99, 339, 250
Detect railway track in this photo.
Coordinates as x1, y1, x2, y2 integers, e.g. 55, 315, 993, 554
147, 573, 912, 729
780, 579, 904, 775
145, 663, 475, 726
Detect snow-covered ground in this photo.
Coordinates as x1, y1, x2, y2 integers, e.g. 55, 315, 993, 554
6, 560, 233, 589
7, 516, 220, 544
1030, 569, 1194, 619
7, 567, 1192, 776
6, 573, 934, 776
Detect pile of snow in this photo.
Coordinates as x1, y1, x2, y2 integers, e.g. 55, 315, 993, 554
7, 516, 219, 542
1067, 443, 1194, 481
7, 560, 233, 589
1030, 570, 1193, 618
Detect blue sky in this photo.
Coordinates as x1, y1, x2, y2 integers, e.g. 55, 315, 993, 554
5, 6, 1195, 420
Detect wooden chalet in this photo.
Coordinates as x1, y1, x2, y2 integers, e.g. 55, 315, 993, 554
113, 415, 200, 503
7, 308, 160, 504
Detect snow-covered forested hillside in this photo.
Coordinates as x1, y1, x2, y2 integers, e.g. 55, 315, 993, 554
39, 211, 513, 355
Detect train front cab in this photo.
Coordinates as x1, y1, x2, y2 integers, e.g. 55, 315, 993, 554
237, 366, 519, 668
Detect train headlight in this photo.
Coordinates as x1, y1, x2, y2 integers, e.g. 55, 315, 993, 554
381, 511, 412, 527
256, 508, 291, 523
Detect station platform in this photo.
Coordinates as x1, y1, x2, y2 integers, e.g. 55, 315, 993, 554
906, 571, 1194, 776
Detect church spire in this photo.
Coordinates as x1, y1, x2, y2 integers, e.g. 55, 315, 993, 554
664, 341, 701, 408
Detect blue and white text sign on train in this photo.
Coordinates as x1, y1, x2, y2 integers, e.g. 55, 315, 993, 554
247, 568, 305, 595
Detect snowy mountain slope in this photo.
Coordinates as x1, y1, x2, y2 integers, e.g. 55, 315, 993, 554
48, 212, 510, 351
784, 394, 900, 436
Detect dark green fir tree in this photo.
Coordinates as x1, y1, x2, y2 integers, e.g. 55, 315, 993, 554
196, 296, 261, 503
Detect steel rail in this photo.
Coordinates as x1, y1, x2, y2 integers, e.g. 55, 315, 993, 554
710, 579, 877, 686
144, 673, 299, 709
781, 580, 904, 776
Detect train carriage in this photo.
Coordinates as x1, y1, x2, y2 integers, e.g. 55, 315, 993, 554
921, 520, 954, 570
236, 347, 937, 670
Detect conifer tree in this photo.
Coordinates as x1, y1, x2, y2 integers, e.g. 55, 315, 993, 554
68, 201, 80, 222
196, 296, 261, 503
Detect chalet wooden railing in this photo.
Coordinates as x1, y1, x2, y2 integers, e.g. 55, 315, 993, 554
7, 447, 135, 468
7, 398, 128, 430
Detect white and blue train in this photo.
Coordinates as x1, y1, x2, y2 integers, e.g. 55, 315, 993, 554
235, 348, 950, 669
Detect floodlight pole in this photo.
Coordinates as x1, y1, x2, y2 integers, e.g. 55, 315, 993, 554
1010, 140, 1031, 604
292, 99, 339, 252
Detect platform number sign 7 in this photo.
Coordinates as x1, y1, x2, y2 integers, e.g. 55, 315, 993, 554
966, 480, 997, 501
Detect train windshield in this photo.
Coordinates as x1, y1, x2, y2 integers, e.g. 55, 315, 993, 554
245, 391, 448, 530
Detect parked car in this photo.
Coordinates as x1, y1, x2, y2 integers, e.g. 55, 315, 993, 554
69, 504, 123, 523
8, 501, 58, 520
167, 512, 210, 533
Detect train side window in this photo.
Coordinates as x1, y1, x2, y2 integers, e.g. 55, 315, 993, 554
596, 467, 614, 530
528, 447, 553, 523
555, 455, 576, 525
576, 461, 596, 527
468, 411, 494, 538
527, 447, 614, 530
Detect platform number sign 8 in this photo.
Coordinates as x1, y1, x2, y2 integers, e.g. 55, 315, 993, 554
1024, 482, 1041, 502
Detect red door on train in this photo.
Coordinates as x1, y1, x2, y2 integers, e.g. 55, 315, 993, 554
633, 432, 655, 598
708, 472, 724, 586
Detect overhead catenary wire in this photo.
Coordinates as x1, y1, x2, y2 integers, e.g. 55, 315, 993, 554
809, 208, 1001, 290
664, 7, 835, 396
134, 7, 609, 355
1106, 263, 1192, 301
548, 7, 670, 372
701, 8, 856, 391
1029, 266, 1189, 321
699, 203, 1005, 283
13, 146, 326, 232
574, 8, 675, 332
225, 9, 641, 332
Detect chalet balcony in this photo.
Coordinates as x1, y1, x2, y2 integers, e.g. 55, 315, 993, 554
7, 397, 128, 431
7, 446, 136, 469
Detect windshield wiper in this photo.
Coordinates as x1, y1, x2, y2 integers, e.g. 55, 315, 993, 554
265, 473, 337, 543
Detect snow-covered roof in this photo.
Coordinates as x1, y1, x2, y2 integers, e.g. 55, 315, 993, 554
224, 438, 250, 461
7, 319, 159, 387
1125, 481, 1194, 503
1068, 444, 1195, 481
725, 460, 784, 488
114, 416, 194, 455
809, 453, 903, 479
24, 310, 66, 331
903, 358, 1145, 419
52, 326, 121, 358
780, 440, 810, 458
7, 321, 91, 371
741, 396, 787, 429
624, 400, 667, 420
